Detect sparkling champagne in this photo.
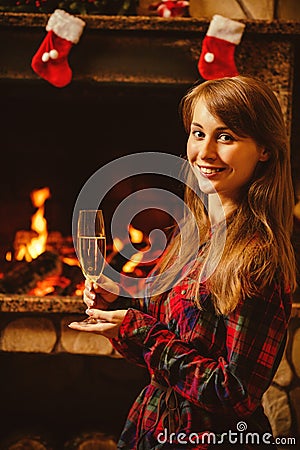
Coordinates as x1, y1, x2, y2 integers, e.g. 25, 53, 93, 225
77, 236, 106, 282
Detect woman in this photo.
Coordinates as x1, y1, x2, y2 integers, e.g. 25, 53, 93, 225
69, 76, 296, 449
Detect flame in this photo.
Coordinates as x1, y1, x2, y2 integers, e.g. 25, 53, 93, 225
15, 187, 51, 262
110, 225, 147, 274
75, 282, 85, 296
28, 274, 70, 296
75, 288, 84, 296
31, 187, 50, 208
122, 251, 144, 273
113, 237, 124, 253
62, 256, 80, 267
5, 251, 12, 262
128, 224, 144, 244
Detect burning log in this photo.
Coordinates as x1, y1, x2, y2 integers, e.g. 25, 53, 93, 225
58, 263, 84, 295
28, 262, 85, 297
0, 251, 62, 294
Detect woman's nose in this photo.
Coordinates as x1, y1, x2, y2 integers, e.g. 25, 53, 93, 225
198, 139, 217, 161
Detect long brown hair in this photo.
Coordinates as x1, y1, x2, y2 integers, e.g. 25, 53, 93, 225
152, 76, 296, 314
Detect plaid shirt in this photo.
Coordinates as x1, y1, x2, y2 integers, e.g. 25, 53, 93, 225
111, 242, 292, 449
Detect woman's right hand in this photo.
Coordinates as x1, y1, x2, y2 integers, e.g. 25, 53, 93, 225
84, 274, 120, 310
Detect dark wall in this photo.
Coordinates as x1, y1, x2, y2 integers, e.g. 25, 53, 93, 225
0, 81, 189, 257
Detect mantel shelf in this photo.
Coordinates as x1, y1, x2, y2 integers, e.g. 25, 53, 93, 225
0, 10, 298, 135
0, 293, 299, 315
0, 12, 300, 35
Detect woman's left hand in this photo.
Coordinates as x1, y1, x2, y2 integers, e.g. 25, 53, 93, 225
68, 309, 127, 339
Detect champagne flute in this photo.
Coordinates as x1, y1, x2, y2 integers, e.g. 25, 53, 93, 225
76, 209, 106, 324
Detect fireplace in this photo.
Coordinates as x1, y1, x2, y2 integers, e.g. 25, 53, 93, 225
0, 12, 300, 448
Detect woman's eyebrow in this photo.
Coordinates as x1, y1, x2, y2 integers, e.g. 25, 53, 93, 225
191, 122, 230, 131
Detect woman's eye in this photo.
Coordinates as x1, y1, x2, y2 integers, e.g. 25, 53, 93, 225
218, 133, 234, 142
192, 130, 204, 139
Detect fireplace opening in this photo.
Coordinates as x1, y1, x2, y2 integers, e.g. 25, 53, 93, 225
0, 81, 190, 291
0, 80, 189, 254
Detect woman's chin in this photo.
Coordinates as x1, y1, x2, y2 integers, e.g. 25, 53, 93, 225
197, 179, 218, 195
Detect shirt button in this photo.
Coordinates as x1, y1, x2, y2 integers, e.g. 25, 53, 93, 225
181, 289, 186, 295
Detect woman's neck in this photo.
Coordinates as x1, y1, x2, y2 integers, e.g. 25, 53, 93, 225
208, 193, 237, 225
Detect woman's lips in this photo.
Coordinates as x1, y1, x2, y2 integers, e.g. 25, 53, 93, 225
197, 165, 226, 177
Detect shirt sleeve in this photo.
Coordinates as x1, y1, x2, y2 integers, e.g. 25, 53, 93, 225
110, 294, 148, 366
113, 282, 291, 417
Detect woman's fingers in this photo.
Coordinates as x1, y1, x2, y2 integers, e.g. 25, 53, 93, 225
93, 275, 120, 302
83, 275, 120, 307
68, 320, 111, 336
83, 287, 96, 308
86, 308, 126, 323
68, 309, 127, 339
85, 279, 93, 291
83, 293, 110, 310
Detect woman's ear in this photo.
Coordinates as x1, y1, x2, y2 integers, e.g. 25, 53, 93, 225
259, 147, 270, 162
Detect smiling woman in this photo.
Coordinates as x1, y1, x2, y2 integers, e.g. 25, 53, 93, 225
187, 101, 270, 209
69, 76, 296, 449
178, 75, 296, 312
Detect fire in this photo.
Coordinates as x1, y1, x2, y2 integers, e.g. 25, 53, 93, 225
2, 195, 157, 297
28, 274, 71, 296
113, 237, 124, 253
128, 224, 144, 244
106, 224, 147, 273
62, 256, 80, 266
14, 187, 51, 262
107, 225, 144, 266
123, 225, 149, 273
5, 251, 12, 262
122, 251, 144, 273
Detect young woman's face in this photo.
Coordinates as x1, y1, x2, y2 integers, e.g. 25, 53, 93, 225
187, 99, 269, 207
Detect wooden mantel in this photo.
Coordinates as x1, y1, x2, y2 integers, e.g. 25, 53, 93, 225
0, 12, 299, 87
1, 12, 300, 33
1, 12, 299, 180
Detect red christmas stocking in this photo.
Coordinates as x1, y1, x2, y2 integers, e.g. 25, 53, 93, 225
31, 9, 85, 88
198, 14, 245, 80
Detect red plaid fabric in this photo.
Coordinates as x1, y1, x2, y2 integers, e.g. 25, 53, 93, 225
111, 244, 292, 449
